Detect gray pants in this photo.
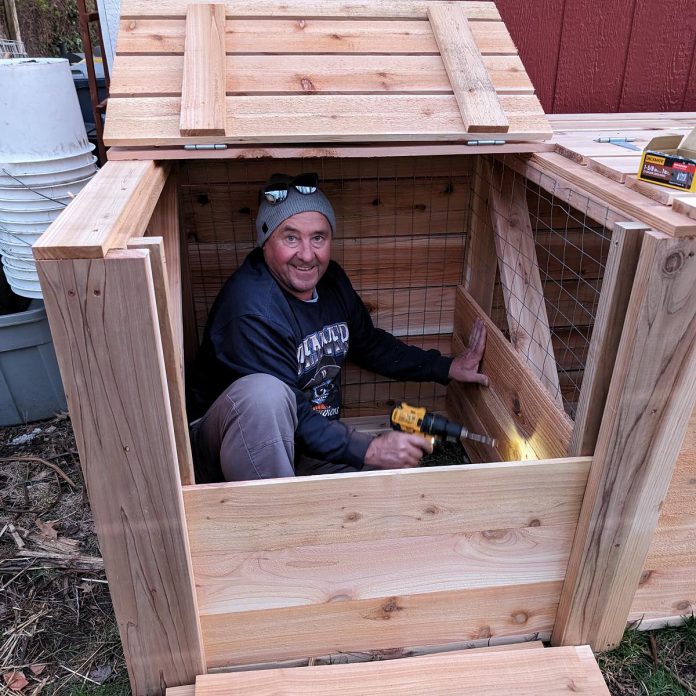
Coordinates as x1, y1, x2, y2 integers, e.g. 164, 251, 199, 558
190, 374, 361, 482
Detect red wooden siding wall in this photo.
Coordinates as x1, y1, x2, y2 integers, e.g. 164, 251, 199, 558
496, 0, 696, 113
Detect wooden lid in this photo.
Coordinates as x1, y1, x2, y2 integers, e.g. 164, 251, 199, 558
105, 1, 551, 150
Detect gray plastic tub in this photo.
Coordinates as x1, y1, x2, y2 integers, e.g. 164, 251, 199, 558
0, 300, 67, 426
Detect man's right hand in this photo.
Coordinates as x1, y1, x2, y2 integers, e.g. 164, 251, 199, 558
363, 431, 433, 470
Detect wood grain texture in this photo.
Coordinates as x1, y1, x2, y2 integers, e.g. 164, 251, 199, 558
36, 252, 204, 694
428, 5, 508, 133
619, 0, 696, 112
119, 0, 503, 20
180, 4, 226, 136
587, 156, 641, 184
127, 237, 194, 486
183, 458, 590, 555
516, 153, 696, 237
552, 0, 635, 113
33, 161, 170, 260
200, 581, 563, 667
447, 287, 572, 462
115, 18, 516, 56
489, 164, 561, 404
625, 176, 694, 206
672, 196, 696, 220
103, 94, 551, 146
110, 54, 534, 97
195, 646, 609, 695
464, 156, 498, 315
569, 222, 647, 457
552, 232, 696, 651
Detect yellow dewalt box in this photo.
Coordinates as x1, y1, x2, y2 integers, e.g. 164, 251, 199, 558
638, 128, 696, 193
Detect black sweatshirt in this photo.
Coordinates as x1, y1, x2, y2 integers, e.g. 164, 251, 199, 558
189, 248, 453, 466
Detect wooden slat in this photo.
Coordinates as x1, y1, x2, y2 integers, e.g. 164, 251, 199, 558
672, 195, 696, 220
569, 222, 647, 457
116, 19, 517, 56
464, 157, 498, 315
166, 687, 194, 696
195, 646, 608, 695
110, 54, 534, 96
33, 161, 170, 260
587, 156, 641, 184
119, 1, 503, 20
103, 94, 551, 146
506, 153, 696, 237
447, 287, 573, 462
552, 232, 696, 651
548, 112, 696, 131
428, 5, 508, 133
180, 4, 226, 136
128, 237, 195, 486
36, 251, 205, 693
200, 581, 561, 667
184, 457, 590, 555
192, 524, 575, 614
625, 175, 694, 206
489, 164, 561, 405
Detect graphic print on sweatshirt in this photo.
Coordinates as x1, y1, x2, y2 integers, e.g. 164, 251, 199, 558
297, 322, 349, 418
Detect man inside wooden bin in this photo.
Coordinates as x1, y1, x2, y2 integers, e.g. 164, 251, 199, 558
189, 173, 488, 482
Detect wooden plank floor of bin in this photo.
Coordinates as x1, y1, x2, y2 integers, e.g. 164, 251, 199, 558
190, 645, 609, 695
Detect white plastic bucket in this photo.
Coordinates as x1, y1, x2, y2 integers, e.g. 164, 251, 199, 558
0, 233, 38, 255
0, 196, 72, 211
0, 58, 91, 163
0, 206, 65, 224
0, 157, 97, 187
0, 220, 53, 235
2, 253, 35, 272
4, 275, 42, 298
0, 149, 96, 176
0, 175, 92, 201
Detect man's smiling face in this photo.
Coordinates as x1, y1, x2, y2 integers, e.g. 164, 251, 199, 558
262, 211, 332, 301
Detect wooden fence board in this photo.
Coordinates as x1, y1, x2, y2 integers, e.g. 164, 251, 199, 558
119, 1, 503, 20
111, 54, 534, 97
116, 18, 515, 55
37, 252, 205, 693
200, 581, 562, 667
553, 232, 696, 651
179, 4, 226, 136
196, 645, 608, 694
447, 287, 572, 462
103, 94, 551, 146
489, 165, 561, 404
33, 161, 170, 260
183, 458, 590, 555
429, 5, 508, 133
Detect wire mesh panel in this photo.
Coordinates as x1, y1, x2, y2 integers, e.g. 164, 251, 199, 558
466, 155, 614, 419
179, 156, 472, 417
0, 39, 26, 57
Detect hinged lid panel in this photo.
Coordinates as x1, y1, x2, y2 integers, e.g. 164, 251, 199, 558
105, 0, 551, 149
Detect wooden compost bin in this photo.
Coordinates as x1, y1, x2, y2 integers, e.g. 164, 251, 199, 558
32, 1, 696, 694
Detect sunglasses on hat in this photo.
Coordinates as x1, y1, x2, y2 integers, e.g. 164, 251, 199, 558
261, 173, 319, 204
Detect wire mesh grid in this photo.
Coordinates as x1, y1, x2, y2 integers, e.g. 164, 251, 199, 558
471, 155, 614, 419
179, 157, 471, 417
0, 39, 27, 57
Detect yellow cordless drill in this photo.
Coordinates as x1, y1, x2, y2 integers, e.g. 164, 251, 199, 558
390, 402, 497, 448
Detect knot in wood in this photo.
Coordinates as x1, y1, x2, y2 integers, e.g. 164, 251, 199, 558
639, 570, 653, 585
344, 511, 361, 523
482, 529, 507, 540
476, 625, 492, 639
676, 600, 691, 611
663, 251, 684, 275
511, 611, 528, 624
300, 78, 316, 93
296, 19, 306, 29
528, 518, 541, 527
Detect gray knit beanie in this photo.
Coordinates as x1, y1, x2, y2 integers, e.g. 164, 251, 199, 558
255, 174, 336, 246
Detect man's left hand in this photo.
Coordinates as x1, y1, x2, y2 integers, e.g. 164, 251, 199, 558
449, 317, 489, 387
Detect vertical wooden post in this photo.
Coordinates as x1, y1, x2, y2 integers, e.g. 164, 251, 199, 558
570, 222, 649, 456
37, 250, 205, 694
464, 156, 498, 316
552, 232, 696, 650
3, 0, 21, 43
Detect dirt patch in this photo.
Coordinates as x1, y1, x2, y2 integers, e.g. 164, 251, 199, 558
0, 415, 127, 695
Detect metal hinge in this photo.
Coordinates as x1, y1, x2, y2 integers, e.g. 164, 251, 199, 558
594, 137, 641, 151
466, 140, 507, 146
183, 144, 228, 151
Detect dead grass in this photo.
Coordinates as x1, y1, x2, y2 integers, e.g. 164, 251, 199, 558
1, 416, 694, 695
0, 415, 128, 695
